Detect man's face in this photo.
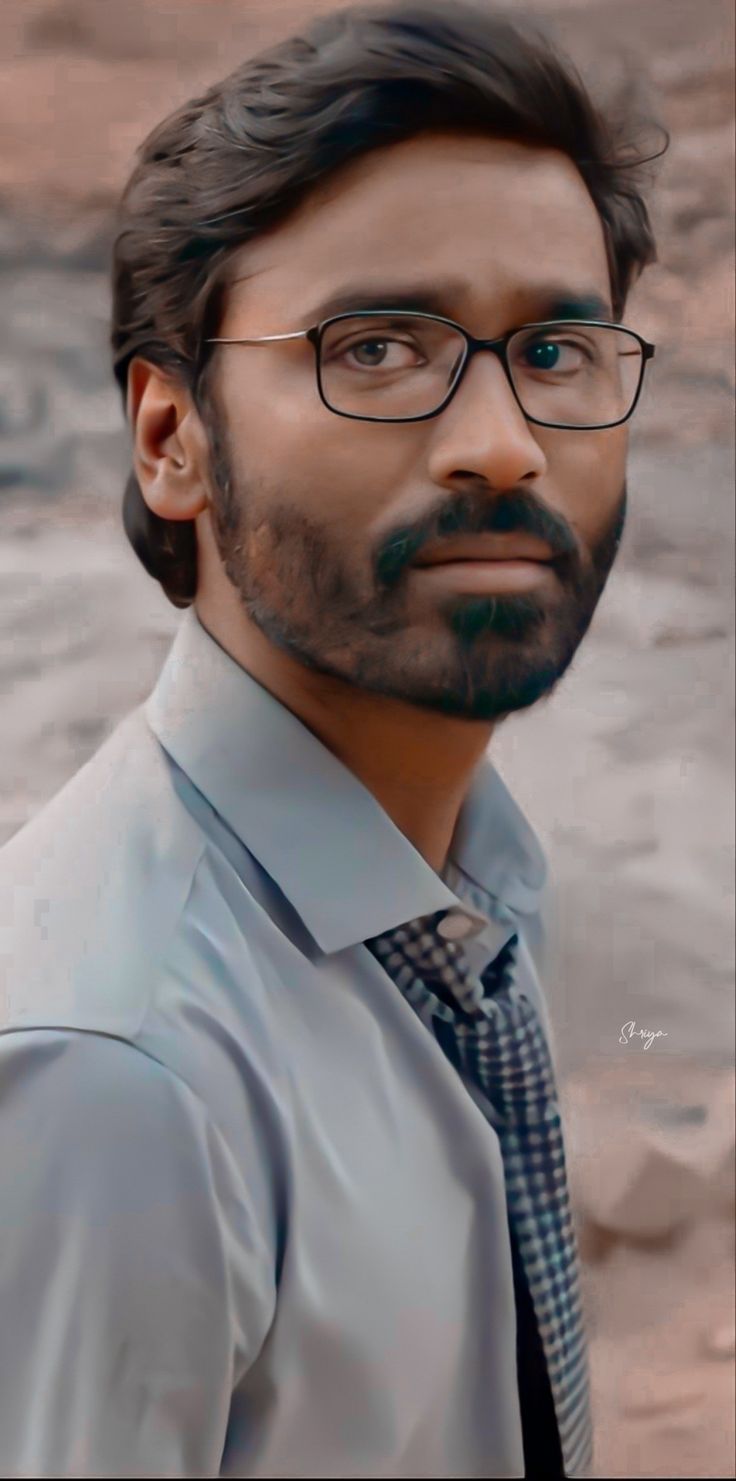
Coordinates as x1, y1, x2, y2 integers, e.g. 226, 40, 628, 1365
198, 131, 629, 722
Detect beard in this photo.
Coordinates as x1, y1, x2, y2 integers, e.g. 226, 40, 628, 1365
200, 385, 627, 723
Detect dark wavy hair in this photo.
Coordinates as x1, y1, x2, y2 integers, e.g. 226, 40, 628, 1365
110, 0, 668, 609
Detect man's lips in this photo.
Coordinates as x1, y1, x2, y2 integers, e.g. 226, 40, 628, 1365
411, 555, 558, 594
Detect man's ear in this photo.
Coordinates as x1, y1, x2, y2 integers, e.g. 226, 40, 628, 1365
126, 355, 154, 428
128, 357, 209, 523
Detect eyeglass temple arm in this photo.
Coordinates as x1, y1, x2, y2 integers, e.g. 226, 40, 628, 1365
205, 331, 311, 344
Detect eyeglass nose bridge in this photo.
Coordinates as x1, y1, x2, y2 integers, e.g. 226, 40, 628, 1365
443, 328, 523, 411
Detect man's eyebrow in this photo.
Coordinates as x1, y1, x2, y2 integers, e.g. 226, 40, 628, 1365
537, 291, 615, 323
303, 280, 615, 326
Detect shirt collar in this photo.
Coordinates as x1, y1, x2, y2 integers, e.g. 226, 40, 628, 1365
144, 607, 547, 956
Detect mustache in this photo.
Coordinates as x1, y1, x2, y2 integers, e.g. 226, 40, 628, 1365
375, 487, 579, 587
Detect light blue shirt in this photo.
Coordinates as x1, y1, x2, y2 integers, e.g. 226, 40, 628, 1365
0, 606, 559, 1479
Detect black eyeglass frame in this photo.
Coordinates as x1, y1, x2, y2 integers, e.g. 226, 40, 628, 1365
206, 309, 656, 431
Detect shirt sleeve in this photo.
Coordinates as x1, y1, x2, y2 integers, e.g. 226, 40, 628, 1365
0, 1028, 276, 1478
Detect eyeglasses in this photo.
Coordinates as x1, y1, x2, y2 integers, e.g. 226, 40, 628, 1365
206, 309, 655, 430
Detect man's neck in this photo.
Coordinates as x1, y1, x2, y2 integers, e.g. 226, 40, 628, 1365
195, 598, 495, 875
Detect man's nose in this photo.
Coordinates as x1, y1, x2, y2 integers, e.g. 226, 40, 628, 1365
427, 350, 548, 491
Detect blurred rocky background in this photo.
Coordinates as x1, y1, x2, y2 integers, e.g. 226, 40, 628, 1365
1, 1, 734, 1476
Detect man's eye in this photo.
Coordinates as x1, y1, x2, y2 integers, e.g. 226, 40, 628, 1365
340, 337, 423, 369
519, 338, 591, 372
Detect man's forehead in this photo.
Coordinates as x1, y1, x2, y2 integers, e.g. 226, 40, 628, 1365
302, 129, 588, 206
225, 133, 611, 320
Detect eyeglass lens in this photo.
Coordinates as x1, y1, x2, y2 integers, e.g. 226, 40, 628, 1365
318, 315, 644, 425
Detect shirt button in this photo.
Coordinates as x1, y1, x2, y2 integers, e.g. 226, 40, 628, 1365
437, 909, 480, 941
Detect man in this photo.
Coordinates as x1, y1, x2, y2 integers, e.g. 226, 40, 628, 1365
0, 1, 665, 1475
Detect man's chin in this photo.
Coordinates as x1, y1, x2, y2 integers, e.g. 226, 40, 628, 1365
412, 686, 560, 723
348, 646, 572, 722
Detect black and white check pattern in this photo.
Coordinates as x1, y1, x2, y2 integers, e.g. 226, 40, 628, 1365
365, 908, 593, 1480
